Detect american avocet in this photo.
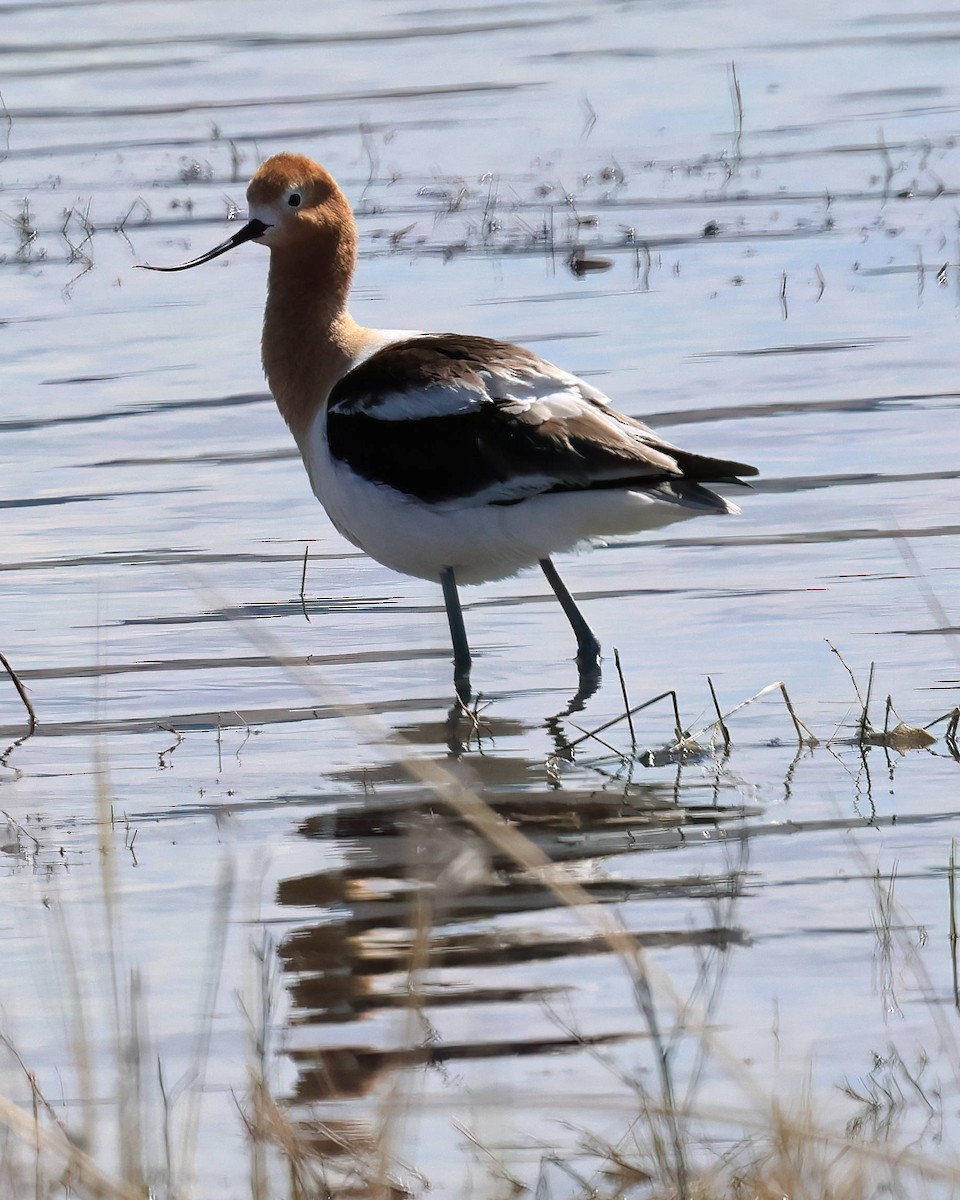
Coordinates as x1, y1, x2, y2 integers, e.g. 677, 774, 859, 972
142, 153, 757, 692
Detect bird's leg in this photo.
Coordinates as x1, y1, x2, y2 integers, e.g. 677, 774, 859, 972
440, 566, 472, 699
539, 557, 602, 676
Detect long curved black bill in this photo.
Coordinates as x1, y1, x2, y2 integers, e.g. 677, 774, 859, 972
137, 218, 271, 272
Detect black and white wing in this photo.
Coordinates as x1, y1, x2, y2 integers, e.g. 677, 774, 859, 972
326, 334, 757, 508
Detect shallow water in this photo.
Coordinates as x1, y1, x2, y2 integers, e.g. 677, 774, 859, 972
2, 0, 960, 1194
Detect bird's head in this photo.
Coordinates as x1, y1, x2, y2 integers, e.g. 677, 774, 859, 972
139, 152, 353, 271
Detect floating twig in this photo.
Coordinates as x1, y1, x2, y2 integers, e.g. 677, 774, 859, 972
562, 689, 682, 755
158, 724, 183, 770
862, 720, 935, 752
689, 679, 817, 749
563, 720, 628, 763
927, 707, 960, 760
829, 642, 936, 750
567, 248, 613, 276
567, 674, 818, 766
923, 707, 959, 735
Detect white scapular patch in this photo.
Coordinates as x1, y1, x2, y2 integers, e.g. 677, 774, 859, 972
361, 378, 489, 420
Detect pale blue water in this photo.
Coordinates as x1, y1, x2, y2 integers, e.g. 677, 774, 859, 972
2, 0, 959, 1194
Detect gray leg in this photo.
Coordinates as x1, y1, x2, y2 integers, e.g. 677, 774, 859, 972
440, 566, 472, 691
540, 557, 601, 671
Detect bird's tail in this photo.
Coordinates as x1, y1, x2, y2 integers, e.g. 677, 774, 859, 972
650, 478, 743, 515
664, 445, 759, 486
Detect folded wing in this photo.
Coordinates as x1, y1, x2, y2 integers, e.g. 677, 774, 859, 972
327, 334, 758, 508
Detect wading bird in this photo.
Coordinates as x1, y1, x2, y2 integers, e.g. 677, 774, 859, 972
141, 153, 757, 695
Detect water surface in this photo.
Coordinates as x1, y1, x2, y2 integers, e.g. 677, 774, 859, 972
2, 0, 960, 1194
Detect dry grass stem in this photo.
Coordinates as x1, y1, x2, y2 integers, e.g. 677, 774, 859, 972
728, 60, 743, 155
706, 676, 730, 749
299, 545, 311, 623
562, 689, 683, 755
0, 651, 36, 733
688, 679, 817, 749
612, 647, 636, 747
950, 838, 959, 1010
0, 1097, 142, 1200
826, 642, 938, 750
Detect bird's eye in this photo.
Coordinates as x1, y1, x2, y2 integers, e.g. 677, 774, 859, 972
288, 192, 302, 208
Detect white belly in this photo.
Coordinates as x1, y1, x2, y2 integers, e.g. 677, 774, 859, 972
302, 414, 717, 585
